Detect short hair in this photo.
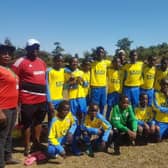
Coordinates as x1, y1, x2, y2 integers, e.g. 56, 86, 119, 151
96, 46, 105, 55
53, 53, 63, 61
57, 100, 70, 112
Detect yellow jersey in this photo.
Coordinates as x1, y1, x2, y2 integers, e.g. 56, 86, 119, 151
123, 61, 143, 87
107, 68, 124, 94
82, 71, 90, 97
46, 68, 64, 101
134, 106, 154, 122
153, 91, 168, 123
48, 112, 76, 145
90, 60, 110, 87
154, 67, 168, 91
141, 64, 156, 89
64, 68, 85, 99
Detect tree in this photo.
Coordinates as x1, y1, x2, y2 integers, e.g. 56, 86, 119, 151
115, 37, 133, 53
52, 42, 64, 55
4, 37, 13, 46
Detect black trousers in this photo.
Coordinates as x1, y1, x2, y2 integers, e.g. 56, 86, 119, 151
0, 109, 16, 168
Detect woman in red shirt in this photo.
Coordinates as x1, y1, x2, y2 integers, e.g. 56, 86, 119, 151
0, 43, 19, 168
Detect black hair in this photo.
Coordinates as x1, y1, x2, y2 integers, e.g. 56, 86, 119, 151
139, 92, 148, 99
96, 46, 105, 55
69, 56, 78, 64
57, 100, 70, 112
119, 94, 129, 102
129, 50, 137, 56
161, 56, 168, 64
53, 53, 63, 62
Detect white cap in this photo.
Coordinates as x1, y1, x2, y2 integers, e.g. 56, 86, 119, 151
118, 49, 125, 55
26, 38, 40, 47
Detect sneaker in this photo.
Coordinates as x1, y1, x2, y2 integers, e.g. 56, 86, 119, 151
85, 146, 94, 157
24, 147, 31, 156
113, 145, 120, 155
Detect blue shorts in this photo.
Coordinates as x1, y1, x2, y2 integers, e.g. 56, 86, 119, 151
123, 86, 140, 107
107, 92, 120, 107
155, 121, 168, 139
70, 98, 87, 116
138, 120, 155, 127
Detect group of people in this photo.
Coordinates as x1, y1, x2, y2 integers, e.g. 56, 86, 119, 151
0, 38, 168, 167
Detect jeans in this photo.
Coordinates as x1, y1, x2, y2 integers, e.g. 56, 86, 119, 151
0, 108, 16, 168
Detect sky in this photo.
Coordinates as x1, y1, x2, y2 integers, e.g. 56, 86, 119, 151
0, 0, 168, 56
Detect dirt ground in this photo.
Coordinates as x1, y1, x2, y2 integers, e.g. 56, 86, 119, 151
6, 139, 168, 168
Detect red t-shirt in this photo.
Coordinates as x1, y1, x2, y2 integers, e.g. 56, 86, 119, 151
12, 56, 47, 104
0, 66, 19, 109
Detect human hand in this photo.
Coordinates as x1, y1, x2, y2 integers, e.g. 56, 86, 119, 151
127, 130, 136, 140
66, 133, 73, 144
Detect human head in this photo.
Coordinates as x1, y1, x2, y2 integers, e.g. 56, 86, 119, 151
118, 49, 126, 65
88, 103, 99, 118
160, 78, 168, 96
160, 57, 168, 71
119, 95, 129, 109
57, 100, 70, 119
112, 57, 121, 69
69, 56, 79, 71
81, 58, 91, 72
0, 44, 15, 66
53, 53, 64, 70
96, 46, 105, 61
147, 55, 157, 67
129, 50, 138, 63
139, 93, 148, 107
25, 38, 40, 60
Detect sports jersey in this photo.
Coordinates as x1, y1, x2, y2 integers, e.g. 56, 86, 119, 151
111, 105, 137, 132
48, 112, 77, 145
153, 91, 168, 123
46, 68, 64, 101
154, 67, 168, 91
12, 57, 46, 104
64, 67, 85, 99
134, 106, 154, 122
84, 113, 111, 142
107, 67, 124, 94
90, 60, 110, 87
0, 66, 19, 109
123, 61, 143, 87
141, 64, 156, 89
82, 71, 90, 97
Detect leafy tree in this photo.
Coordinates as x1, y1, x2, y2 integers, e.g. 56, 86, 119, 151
52, 42, 64, 55
115, 37, 133, 54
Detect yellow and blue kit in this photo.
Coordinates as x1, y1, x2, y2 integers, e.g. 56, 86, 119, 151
48, 112, 77, 155
90, 60, 110, 114
134, 106, 155, 126
64, 67, 87, 115
82, 70, 90, 105
106, 67, 124, 120
83, 113, 112, 142
46, 67, 64, 108
153, 91, 168, 138
140, 64, 156, 106
154, 67, 168, 91
122, 61, 143, 107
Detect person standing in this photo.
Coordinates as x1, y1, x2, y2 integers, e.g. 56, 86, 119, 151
12, 39, 47, 156
0, 43, 20, 168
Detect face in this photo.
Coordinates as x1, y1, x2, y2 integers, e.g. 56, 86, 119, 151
113, 58, 121, 69
119, 53, 126, 64
70, 58, 78, 70
120, 97, 129, 109
0, 51, 12, 66
148, 56, 157, 67
27, 45, 40, 60
53, 57, 64, 70
82, 62, 91, 72
58, 104, 70, 119
88, 105, 98, 118
96, 48, 105, 61
140, 94, 148, 107
161, 59, 168, 71
160, 79, 168, 95
130, 52, 138, 63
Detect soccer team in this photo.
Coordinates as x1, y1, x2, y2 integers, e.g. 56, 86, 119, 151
0, 38, 168, 167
